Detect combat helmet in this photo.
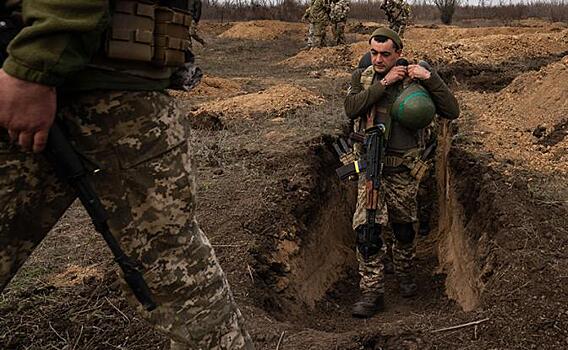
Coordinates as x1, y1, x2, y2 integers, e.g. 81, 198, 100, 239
391, 83, 436, 130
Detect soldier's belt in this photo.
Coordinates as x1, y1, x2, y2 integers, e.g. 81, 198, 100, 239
336, 155, 409, 180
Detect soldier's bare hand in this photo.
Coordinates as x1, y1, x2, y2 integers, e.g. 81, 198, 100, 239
383, 65, 407, 85
0, 69, 56, 153
408, 64, 431, 80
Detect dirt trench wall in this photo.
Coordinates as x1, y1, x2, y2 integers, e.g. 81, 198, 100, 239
436, 123, 504, 312
436, 122, 482, 311
251, 138, 358, 317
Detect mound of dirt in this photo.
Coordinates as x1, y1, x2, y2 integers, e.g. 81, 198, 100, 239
169, 76, 243, 101
461, 56, 568, 175
349, 30, 568, 69
405, 23, 565, 43
218, 20, 305, 41
280, 45, 354, 68
195, 84, 324, 118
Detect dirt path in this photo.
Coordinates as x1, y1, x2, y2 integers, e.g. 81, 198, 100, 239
1, 20, 567, 350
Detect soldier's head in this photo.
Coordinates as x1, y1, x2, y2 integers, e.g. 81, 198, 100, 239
369, 27, 403, 74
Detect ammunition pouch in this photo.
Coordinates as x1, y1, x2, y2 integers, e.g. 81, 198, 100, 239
101, 0, 191, 69
384, 148, 431, 181
409, 158, 431, 182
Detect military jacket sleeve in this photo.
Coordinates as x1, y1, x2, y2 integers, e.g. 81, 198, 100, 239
2, 0, 110, 86
344, 68, 386, 119
421, 70, 460, 120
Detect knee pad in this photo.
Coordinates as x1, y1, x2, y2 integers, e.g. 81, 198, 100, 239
356, 225, 383, 258
392, 223, 416, 244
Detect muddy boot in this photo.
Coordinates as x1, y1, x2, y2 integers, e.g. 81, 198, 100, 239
351, 292, 384, 318
399, 277, 417, 298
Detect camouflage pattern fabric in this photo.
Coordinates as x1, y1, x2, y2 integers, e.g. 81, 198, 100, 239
353, 171, 418, 294
304, 0, 330, 48
329, 0, 349, 45
331, 21, 346, 45
356, 247, 386, 294
380, 0, 411, 37
308, 22, 327, 48
0, 91, 254, 350
329, 0, 350, 22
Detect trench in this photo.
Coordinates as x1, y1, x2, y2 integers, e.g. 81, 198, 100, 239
253, 132, 487, 325
251, 54, 568, 332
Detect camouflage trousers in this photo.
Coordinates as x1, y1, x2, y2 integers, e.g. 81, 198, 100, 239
0, 91, 254, 350
353, 170, 418, 294
331, 20, 346, 45
307, 21, 327, 48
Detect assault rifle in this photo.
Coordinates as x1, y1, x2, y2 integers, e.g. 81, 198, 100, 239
336, 137, 437, 181
1, 12, 156, 311
361, 109, 386, 259
46, 123, 157, 311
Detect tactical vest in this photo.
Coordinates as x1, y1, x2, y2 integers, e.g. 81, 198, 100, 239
359, 65, 421, 154
90, 0, 192, 79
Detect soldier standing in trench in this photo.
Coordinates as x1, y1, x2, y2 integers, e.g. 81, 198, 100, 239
344, 27, 459, 318
0, 0, 254, 349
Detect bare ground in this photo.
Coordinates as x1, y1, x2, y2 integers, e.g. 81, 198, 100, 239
1, 20, 568, 350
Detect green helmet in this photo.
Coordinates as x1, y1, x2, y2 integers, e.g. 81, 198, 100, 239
391, 83, 436, 130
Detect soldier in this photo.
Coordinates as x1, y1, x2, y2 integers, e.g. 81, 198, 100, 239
302, 0, 330, 49
329, 0, 350, 46
344, 27, 459, 318
0, 1, 254, 349
188, 0, 206, 47
380, 0, 411, 37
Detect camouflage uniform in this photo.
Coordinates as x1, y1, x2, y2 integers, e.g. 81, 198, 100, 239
303, 0, 330, 48
1, 1, 253, 349
380, 0, 411, 37
345, 49, 459, 299
352, 171, 418, 293
329, 0, 350, 46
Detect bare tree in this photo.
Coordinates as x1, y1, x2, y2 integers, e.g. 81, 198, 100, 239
432, 0, 461, 24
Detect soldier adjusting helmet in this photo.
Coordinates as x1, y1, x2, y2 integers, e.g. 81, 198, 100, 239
391, 83, 436, 130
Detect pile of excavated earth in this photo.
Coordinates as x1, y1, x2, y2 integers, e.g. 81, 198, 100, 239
1, 18, 567, 350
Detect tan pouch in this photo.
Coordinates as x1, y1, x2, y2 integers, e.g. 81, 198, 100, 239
105, 0, 155, 62
410, 159, 431, 182
153, 6, 192, 67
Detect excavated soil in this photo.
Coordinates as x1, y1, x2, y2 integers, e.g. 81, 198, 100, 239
2, 20, 568, 350
218, 20, 305, 41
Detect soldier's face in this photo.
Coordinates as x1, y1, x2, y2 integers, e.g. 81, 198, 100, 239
370, 39, 401, 74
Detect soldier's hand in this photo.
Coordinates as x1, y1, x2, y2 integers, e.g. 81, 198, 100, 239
382, 65, 407, 86
0, 69, 56, 153
408, 64, 431, 80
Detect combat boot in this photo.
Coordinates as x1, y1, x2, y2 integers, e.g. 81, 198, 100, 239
351, 292, 384, 318
399, 277, 417, 298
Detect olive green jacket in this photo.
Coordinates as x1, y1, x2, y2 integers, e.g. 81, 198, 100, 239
2, 0, 169, 90
344, 67, 459, 121
344, 66, 459, 152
